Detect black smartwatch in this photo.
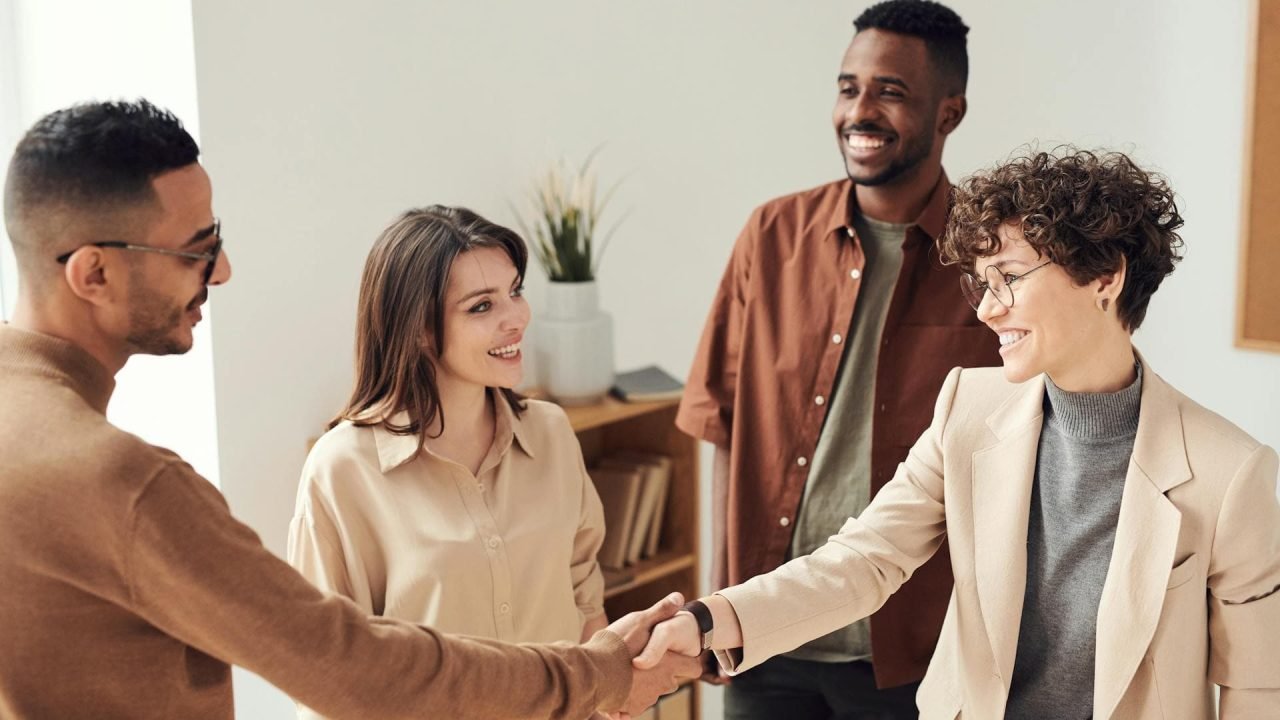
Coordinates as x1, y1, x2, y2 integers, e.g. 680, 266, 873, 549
681, 599, 715, 651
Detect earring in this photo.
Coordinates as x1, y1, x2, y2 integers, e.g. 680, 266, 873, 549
1099, 298, 1111, 312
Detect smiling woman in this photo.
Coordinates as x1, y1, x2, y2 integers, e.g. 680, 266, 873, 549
287, 206, 612, 720
637, 147, 1280, 720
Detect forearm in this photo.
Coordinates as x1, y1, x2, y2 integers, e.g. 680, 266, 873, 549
131, 466, 635, 719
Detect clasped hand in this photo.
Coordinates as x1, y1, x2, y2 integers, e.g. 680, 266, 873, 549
596, 593, 702, 719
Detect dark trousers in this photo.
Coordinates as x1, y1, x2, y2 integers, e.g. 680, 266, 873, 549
724, 656, 920, 720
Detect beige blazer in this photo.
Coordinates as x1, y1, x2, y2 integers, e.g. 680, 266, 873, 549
716, 359, 1280, 719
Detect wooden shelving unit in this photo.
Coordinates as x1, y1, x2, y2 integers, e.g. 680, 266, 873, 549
559, 394, 701, 718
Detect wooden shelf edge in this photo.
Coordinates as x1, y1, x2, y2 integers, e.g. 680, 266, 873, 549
565, 396, 679, 432
603, 551, 697, 599
524, 388, 679, 432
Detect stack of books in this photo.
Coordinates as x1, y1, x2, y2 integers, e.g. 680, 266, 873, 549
589, 451, 673, 571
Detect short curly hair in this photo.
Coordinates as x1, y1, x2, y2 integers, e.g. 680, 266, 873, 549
939, 148, 1185, 331
854, 0, 969, 94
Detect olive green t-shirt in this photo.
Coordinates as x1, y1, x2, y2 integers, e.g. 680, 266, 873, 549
785, 212, 908, 663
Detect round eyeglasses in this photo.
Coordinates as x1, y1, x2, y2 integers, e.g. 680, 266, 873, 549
959, 260, 1051, 310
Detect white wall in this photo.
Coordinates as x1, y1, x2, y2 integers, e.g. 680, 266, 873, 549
188, 1, 1278, 716
0, 1, 19, 319
0, 0, 221, 482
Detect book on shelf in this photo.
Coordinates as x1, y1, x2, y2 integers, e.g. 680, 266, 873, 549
600, 451, 672, 565
589, 465, 646, 569
611, 365, 684, 403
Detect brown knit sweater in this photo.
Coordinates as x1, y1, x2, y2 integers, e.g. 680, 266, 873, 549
0, 324, 630, 719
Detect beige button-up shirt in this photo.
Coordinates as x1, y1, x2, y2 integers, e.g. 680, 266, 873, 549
288, 395, 607, 647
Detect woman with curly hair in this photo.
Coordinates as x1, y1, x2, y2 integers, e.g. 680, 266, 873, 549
636, 149, 1280, 719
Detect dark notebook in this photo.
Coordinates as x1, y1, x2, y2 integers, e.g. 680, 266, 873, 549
611, 365, 683, 402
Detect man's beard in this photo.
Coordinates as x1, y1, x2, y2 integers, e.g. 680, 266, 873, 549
844, 128, 935, 187
124, 281, 201, 356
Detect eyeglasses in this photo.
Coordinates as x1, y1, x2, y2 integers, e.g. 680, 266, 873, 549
55, 220, 224, 285
960, 260, 1051, 311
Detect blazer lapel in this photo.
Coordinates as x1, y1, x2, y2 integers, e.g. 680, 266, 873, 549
972, 375, 1046, 688
1093, 362, 1192, 719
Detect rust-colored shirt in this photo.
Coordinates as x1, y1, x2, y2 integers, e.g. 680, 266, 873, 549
677, 174, 1001, 687
0, 324, 630, 719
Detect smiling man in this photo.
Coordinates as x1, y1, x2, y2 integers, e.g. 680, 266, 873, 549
677, 1, 1000, 716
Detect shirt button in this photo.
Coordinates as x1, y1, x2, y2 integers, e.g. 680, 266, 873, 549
487, 537, 500, 549
477, 483, 485, 492
850, 268, 862, 280
779, 517, 791, 527
815, 395, 825, 406
796, 456, 808, 467
499, 603, 511, 614
879, 404, 887, 412
832, 333, 843, 344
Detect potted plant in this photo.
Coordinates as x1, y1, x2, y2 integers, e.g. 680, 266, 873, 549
517, 152, 623, 405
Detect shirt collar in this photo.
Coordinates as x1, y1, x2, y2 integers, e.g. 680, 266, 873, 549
0, 324, 116, 414
827, 171, 952, 241
372, 389, 536, 473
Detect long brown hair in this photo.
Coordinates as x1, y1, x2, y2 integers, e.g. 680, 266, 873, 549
332, 205, 527, 451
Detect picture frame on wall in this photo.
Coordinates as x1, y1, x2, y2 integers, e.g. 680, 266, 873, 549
1238, 0, 1280, 353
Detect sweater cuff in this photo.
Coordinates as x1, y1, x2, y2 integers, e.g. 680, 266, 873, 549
585, 629, 633, 711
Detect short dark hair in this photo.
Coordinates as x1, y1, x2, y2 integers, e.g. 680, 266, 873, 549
3, 99, 199, 263
854, 0, 970, 94
940, 148, 1185, 331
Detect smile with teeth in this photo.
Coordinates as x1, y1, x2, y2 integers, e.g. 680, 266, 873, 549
999, 331, 1029, 348
487, 342, 520, 359
845, 134, 892, 151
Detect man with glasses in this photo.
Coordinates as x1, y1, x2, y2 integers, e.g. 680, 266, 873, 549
0, 99, 697, 719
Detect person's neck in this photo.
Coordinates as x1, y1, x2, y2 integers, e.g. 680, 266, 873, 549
1047, 335, 1138, 394
429, 374, 493, 441
853, 161, 942, 225
11, 297, 128, 375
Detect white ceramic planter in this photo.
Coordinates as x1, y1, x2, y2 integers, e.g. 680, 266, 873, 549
535, 280, 615, 406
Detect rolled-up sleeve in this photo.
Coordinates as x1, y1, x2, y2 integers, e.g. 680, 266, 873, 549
675, 207, 759, 448
1207, 443, 1280, 715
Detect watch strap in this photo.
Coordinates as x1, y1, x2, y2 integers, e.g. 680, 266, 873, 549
681, 599, 714, 650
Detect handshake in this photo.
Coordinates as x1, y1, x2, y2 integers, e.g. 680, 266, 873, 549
596, 592, 718, 718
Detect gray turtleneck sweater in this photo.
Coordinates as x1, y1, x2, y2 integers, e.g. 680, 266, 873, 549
1005, 366, 1143, 719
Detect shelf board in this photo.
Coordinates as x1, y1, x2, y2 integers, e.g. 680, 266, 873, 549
524, 390, 679, 433
566, 396, 675, 432
603, 550, 697, 599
